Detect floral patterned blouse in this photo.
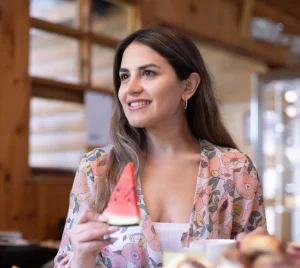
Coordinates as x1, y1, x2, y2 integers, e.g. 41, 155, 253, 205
54, 139, 266, 268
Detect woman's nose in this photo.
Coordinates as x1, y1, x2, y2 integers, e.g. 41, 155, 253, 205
126, 76, 143, 95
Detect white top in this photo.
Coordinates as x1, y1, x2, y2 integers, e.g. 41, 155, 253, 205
153, 222, 190, 251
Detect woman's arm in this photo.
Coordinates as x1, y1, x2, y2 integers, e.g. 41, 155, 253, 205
232, 156, 267, 238
54, 150, 109, 268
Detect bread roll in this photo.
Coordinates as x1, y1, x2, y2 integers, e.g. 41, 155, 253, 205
218, 248, 251, 268
240, 234, 284, 255
164, 255, 208, 268
252, 253, 295, 268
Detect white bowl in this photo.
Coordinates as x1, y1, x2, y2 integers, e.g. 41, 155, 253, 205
189, 239, 237, 263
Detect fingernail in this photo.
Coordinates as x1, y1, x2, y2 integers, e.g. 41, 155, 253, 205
103, 234, 111, 240
110, 238, 118, 244
108, 226, 120, 232
99, 215, 108, 222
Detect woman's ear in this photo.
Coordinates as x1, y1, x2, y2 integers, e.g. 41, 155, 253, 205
182, 72, 200, 101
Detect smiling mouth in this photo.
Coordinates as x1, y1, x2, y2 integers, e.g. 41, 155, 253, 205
128, 101, 151, 107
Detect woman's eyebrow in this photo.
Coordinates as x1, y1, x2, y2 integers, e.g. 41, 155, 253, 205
119, 63, 160, 73
138, 63, 160, 70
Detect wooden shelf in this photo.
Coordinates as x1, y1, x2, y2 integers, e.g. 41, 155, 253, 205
31, 76, 114, 96
30, 17, 82, 39
30, 17, 120, 48
108, 0, 142, 7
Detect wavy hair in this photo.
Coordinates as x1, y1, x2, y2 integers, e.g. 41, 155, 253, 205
95, 27, 237, 212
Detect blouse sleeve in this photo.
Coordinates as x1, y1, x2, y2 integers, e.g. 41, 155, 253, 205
54, 149, 110, 267
232, 155, 267, 238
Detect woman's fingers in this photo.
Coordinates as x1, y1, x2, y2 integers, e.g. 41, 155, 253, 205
76, 210, 108, 224
75, 222, 119, 243
252, 226, 268, 235
56, 254, 72, 267
79, 239, 115, 253
69, 210, 119, 259
236, 226, 268, 248
236, 232, 247, 243
72, 239, 116, 259
236, 226, 269, 243
75, 221, 109, 235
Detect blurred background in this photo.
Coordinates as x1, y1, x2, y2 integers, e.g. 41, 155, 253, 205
1, 0, 300, 259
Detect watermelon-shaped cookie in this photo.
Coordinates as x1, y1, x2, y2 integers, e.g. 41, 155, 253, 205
103, 162, 141, 226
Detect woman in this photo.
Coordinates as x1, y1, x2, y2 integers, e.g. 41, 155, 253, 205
54, 27, 266, 268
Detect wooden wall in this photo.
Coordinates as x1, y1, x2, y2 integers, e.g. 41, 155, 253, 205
33, 174, 73, 240
0, 0, 74, 241
197, 42, 267, 157
139, 0, 300, 69
0, 0, 31, 234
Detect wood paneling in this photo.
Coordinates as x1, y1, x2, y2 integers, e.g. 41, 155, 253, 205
34, 175, 73, 240
197, 42, 266, 103
0, 0, 31, 232
77, 0, 92, 84
21, 182, 38, 239
140, 0, 300, 68
260, 0, 300, 27
0, 1, 75, 241
231, 0, 300, 35
31, 17, 120, 48
31, 76, 114, 96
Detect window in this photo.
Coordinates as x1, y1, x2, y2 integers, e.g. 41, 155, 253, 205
30, 97, 86, 169
91, 44, 115, 90
30, 29, 79, 83
29, 0, 140, 170
30, 0, 77, 27
92, 0, 129, 39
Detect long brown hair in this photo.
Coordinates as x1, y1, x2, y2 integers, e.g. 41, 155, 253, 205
95, 27, 238, 213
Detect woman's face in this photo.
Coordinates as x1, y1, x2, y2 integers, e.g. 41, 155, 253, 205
118, 42, 186, 129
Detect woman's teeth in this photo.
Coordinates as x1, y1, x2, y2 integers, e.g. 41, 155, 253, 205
130, 101, 150, 107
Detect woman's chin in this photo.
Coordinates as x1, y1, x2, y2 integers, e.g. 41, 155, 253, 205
128, 120, 148, 129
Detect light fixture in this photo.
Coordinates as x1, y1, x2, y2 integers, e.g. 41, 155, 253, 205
285, 105, 297, 118
285, 147, 300, 164
275, 123, 285, 132
284, 90, 298, 103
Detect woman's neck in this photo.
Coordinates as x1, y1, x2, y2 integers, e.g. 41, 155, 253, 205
145, 118, 199, 160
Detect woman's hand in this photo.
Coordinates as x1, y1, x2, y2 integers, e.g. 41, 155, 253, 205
236, 226, 268, 244
69, 210, 119, 267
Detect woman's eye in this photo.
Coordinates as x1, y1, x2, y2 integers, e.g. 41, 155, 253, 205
143, 70, 155, 77
120, 74, 129, 81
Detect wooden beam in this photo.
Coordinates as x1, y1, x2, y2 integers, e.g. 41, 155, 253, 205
141, 0, 300, 68
127, 5, 141, 33
108, 0, 142, 7
32, 82, 84, 104
30, 17, 83, 39
90, 32, 119, 48
77, 0, 93, 84
239, 0, 256, 38
0, 0, 31, 231
31, 76, 114, 96
231, 0, 300, 35
31, 17, 120, 48
32, 168, 75, 179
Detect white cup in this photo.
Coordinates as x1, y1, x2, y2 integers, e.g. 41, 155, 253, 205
189, 239, 237, 263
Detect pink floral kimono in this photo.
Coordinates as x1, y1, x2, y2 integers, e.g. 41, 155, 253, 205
54, 140, 266, 267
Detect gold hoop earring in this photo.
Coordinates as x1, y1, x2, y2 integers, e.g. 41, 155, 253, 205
184, 99, 188, 109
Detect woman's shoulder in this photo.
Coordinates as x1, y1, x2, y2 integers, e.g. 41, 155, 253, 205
77, 144, 113, 176
69, 145, 113, 212
200, 139, 251, 168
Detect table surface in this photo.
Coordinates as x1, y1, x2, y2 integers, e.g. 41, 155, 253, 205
0, 244, 58, 268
